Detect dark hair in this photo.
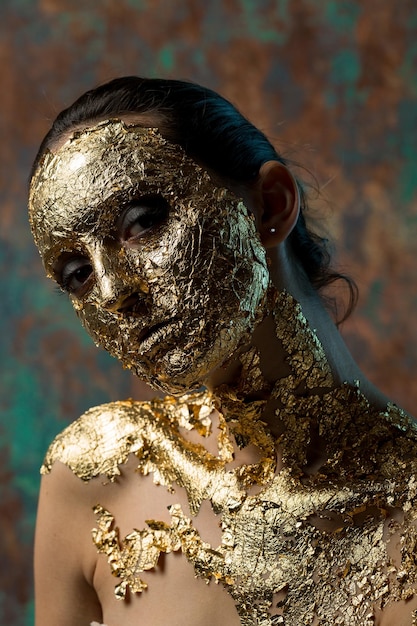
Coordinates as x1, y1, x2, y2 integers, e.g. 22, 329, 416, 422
31, 76, 357, 321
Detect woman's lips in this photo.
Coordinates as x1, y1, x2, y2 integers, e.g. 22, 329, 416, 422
137, 319, 179, 353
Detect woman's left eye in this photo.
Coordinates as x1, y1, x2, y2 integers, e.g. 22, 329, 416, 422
119, 195, 170, 242
59, 256, 93, 296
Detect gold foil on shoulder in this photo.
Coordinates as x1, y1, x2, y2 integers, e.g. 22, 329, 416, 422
41, 398, 150, 481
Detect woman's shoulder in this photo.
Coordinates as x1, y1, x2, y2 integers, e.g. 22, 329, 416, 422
40, 390, 216, 482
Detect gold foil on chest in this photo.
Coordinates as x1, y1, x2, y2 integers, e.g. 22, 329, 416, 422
42, 293, 417, 625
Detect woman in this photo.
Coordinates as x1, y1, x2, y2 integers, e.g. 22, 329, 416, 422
29, 77, 417, 626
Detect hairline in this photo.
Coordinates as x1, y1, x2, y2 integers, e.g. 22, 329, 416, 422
46, 111, 168, 154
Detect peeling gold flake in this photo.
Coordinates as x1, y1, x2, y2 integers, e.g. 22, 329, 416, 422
92, 504, 181, 599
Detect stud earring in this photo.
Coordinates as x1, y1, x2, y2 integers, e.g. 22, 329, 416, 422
269, 227, 276, 234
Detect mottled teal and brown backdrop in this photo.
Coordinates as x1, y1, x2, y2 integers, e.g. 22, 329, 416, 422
1, 1, 416, 623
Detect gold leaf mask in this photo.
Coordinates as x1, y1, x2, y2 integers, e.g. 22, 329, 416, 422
29, 120, 270, 394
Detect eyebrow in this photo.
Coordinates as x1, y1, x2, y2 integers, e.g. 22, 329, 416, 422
43, 239, 83, 271
40, 185, 148, 265
49, 188, 128, 238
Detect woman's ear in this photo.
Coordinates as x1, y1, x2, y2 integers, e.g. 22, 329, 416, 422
256, 160, 300, 248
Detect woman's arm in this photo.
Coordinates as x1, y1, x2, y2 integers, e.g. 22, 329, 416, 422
34, 462, 102, 626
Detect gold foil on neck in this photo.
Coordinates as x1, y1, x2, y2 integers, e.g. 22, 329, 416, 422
29, 120, 269, 394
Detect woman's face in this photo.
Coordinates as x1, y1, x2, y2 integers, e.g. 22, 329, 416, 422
29, 120, 269, 394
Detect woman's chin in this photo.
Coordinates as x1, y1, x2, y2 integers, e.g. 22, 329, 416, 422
129, 340, 247, 396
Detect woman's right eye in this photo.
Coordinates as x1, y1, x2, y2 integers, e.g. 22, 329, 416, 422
118, 195, 170, 243
60, 257, 93, 295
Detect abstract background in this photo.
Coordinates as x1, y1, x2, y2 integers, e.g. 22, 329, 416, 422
1, 1, 416, 623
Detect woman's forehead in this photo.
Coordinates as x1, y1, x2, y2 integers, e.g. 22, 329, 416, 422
34, 119, 192, 185
28, 119, 233, 260
29, 120, 212, 215
29, 121, 206, 235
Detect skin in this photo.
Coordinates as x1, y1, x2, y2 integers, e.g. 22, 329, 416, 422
32, 116, 416, 626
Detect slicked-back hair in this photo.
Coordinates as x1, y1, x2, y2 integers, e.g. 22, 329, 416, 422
31, 76, 357, 321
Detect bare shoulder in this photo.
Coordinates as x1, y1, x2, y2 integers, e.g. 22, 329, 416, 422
35, 393, 217, 626
35, 391, 237, 626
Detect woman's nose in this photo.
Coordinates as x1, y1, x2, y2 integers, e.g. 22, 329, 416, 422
102, 291, 146, 314
93, 271, 132, 312
88, 243, 148, 314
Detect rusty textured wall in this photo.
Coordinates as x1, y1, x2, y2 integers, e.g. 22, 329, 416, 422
1, 1, 416, 623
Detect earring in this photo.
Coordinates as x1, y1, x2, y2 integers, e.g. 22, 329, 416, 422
269, 227, 276, 234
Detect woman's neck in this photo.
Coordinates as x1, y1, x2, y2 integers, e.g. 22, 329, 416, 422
207, 267, 389, 423
206, 281, 392, 479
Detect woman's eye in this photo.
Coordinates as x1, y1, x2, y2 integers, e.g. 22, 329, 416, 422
119, 195, 169, 242
60, 257, 93, 295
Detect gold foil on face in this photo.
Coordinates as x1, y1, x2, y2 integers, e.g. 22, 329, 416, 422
42, 292, 417, 624
29, 120, 269, 394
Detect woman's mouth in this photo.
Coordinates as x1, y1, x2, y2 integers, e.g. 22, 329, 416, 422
137, 319, 179, 354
